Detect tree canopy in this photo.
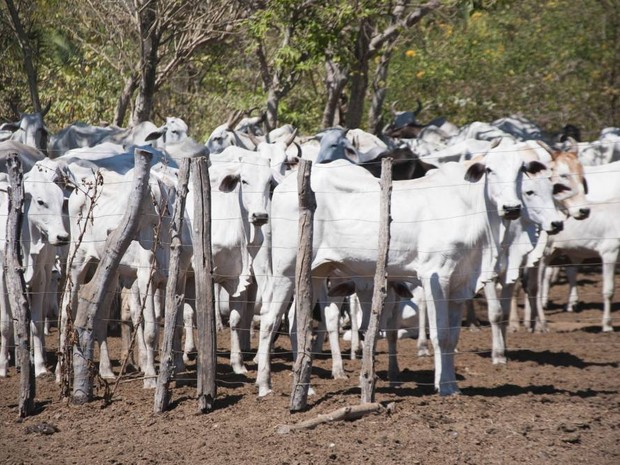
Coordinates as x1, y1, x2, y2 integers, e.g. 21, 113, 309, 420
1, 0, 618, 140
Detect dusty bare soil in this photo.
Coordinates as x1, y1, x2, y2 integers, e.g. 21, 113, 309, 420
1, 267, 619, 465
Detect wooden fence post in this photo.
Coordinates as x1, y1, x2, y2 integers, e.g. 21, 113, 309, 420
192, 156, 217, 413
72, 148, 153, 404
360, 158, 392, 404
154, 158, 191, 413
290, 159, 316, 412
4, 154, 35, 417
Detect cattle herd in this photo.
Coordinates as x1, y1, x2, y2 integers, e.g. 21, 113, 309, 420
0, 105, 618, 409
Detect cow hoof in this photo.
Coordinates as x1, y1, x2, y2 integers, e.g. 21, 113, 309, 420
492, 356, 507, 365
332, 371, 348, 380
232, 365, 248, 375
417, 348, 431, 357
308, 386, 316, 396
257, 386, 273, 398
602, 324, 614, 333
468, 324, 481, 332
143, 377, 157, 389
35, 369, 50, 379
100, 372, 116, 381
508, 324, 520, 333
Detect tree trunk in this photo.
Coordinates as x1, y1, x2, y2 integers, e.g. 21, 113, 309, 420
154, 158, 191, 413
192, 157, 217, 413
321, 60, 348, 129
346, 23, 371, 129
5, 154, 35, 418
360, 158, 392, 404
114, 72, 139, 127
265, 86, 280, 133
368, 48, 393, 135
132, 0, 159, 125
72, 148, 153, 404
290, 160, 316, 412
4, 0, 41, 112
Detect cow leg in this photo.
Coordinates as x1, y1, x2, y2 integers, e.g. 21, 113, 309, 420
56, 251, 91, 382
383, 297, 401, 386
601, 252, 617, 332
182, 303, 195, 364
138, 273, 158, 389
464, 299, 480, 331
29, 270, 50, 377
540, 262, 552, 311
119, 285, 137, 370
182, 276, 196, 363
229, 289, 250, 375
0, 266, 11, 377
322, 297, 347, 380
256, 276, 294, 397
416, 290, 431, 357
348, 293, 362, 360
565, 264, 579, 312
485, 281, 507, 365
94, 276, 118, 380
508, 279, 522, 333
424, 277, 460, 396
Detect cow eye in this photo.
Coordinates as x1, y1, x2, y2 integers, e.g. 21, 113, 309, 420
485, 167, 492, 174
36, 199, 45, 206
241, 180, 249, 185
525, 190, 535, 196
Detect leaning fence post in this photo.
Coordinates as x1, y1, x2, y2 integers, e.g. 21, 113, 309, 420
72, 148, 153, 404
5, 154, 35, 417
360, 157, 392, 404
154, 158, 191, 413
290, 159, 316, 412
191, 156, 217, 413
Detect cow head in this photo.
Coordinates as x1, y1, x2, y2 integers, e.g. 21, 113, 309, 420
543, 140, 590, 220
315, 128, 360, 164
520, 169, 564, 235
464, 139, 547, 220
24, 158, 71, 246
1, 103, 50, 152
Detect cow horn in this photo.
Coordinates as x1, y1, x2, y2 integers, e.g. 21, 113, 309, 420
535, 139, 554, 154
390, 101, 399, 116
284, 127, 298, 147
226, 110, 243, 129
564, 136, 578, 154
247, 131, 261, 147
414, 98, 422, 115
41, 100, 52, 117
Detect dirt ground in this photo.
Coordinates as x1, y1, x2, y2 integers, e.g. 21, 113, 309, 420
1, 266, 619, 465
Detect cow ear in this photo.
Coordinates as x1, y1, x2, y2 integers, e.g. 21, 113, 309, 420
1, 122, 20, 132
582, 177, 588, 195
553, 183, 571, 196
464, 162, 486, 182
390, 282, 413, 299
327, 280, 356, 297
523, 160, 547, 175
219, 173, 240, 192
344, 147, 360, 164
145, 129, 165, 142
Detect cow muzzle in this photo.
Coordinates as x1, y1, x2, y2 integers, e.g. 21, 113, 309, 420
502, 204, 521, 220
575, 207, 590, 220
548, 221, 564, 235
51, 233, 70, 246
250, 212, 269, 226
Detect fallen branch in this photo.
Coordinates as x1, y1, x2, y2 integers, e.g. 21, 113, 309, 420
276, 402, 395, 434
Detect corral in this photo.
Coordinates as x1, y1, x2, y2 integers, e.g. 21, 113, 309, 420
1, 268, 619, 464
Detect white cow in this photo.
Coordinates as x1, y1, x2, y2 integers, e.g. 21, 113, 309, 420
0, 105, 50, 152
0, 156, 72, 377
540, 198, 620, 331
57, 146, 193, 387
256, 140, 544, 397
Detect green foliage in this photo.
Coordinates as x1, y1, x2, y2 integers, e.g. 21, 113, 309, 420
388, 0, 619, 138
1, 0, 617, 139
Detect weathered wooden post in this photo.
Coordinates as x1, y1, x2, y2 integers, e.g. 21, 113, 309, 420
72, 148, 153, 404
4, 154, 35, 417
290, 159, 316, 412
191, 156, 217, 413
360, 158, 392, 404
154, 158, 191, 413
